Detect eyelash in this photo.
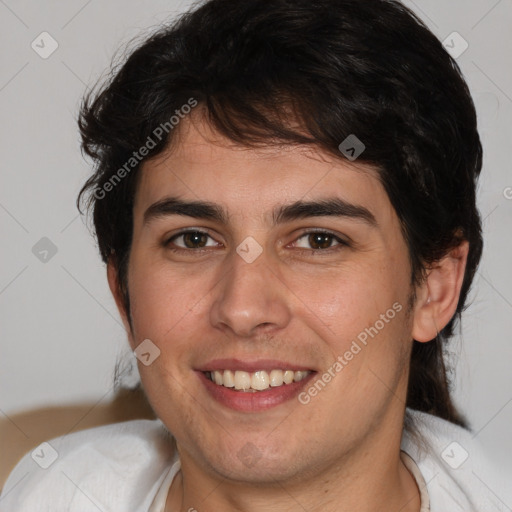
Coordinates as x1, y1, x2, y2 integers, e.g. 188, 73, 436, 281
164, 229, 348, 254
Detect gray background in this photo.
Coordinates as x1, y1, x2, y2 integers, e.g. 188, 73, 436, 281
1, 0, 511, 471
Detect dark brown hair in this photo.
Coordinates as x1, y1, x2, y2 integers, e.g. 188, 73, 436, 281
78, 0, 482, 428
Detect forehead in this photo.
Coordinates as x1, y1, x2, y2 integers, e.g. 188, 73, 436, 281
134, 115, 393, 224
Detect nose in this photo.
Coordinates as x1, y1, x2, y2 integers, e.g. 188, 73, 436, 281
209, 247, 292, 338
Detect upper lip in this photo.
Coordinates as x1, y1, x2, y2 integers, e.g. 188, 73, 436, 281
196, 358, 315, 373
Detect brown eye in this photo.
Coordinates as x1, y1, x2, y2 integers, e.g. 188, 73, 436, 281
167, 230, 217, 250
308, 233, 334, 249
182, 231, 208, 248
293, 231, 346, 251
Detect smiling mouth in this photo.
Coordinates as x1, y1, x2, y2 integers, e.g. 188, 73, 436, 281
204, 369, 312, 392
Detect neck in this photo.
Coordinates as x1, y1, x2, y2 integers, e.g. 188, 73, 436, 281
166, 408, 420, 512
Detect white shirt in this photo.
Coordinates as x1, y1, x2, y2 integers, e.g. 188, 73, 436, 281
0, 409, 510, 511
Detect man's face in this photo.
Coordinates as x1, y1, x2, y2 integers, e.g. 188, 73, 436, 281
123, 115, 416, 483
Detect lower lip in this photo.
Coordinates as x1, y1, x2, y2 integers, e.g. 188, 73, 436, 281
197, 371, 316, 412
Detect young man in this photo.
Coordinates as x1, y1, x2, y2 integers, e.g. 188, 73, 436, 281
1, 0, 510, 510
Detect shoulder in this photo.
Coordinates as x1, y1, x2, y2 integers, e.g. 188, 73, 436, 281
0, 419, 176, 512
402, 409, 512, 511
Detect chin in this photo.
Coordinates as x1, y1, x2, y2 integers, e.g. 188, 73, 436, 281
198, 439, 310, 485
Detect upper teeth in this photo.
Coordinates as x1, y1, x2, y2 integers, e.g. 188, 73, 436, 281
207, 369, 310, 391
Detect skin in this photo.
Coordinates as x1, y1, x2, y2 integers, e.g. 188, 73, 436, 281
108, 111, 469, 512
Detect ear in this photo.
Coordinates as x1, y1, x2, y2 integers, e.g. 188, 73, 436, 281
107, 257, 135, 347
412, 240, 469, 342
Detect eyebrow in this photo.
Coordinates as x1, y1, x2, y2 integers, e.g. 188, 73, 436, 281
143, 196, 377, 227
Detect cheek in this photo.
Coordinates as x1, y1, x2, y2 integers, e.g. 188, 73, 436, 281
127, 256, 204, 345
289, 258, 407, 342
126, 258, 207, 415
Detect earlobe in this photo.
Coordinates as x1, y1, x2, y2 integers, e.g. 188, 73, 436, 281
412, 241, 469, 343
